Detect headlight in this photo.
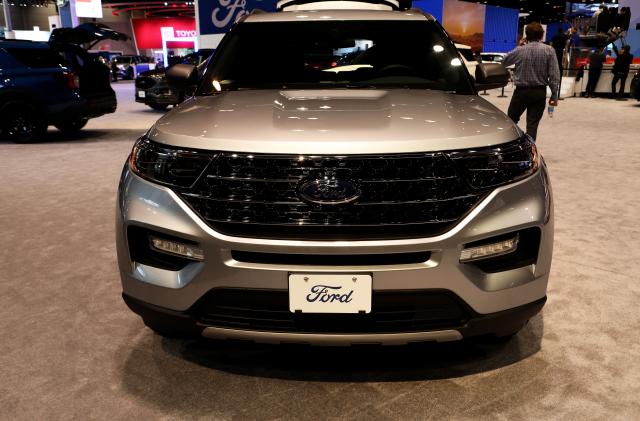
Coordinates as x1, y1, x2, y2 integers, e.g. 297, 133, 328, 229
129, 137, 214, 187
447, 135, 539, 190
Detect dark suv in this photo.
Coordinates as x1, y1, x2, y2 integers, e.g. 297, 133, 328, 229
0, 24, 124, 142
112, 55, 153, 80
135, 49, 214, 110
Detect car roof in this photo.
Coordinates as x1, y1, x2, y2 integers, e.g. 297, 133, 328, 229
0, 40, 49, 49
244, 9, 433, 23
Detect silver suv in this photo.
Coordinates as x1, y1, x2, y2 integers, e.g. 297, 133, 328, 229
116, 0, 553, 345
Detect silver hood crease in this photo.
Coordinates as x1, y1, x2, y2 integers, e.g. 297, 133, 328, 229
149, 89, 521, 154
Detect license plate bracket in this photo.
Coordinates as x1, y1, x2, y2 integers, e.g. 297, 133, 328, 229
288, 274, 372, 314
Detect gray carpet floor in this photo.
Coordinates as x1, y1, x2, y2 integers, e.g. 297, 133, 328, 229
1, 82, 640, 420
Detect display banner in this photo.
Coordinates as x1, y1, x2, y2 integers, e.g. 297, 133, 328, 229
442, 0, 486, 53
75, 0, 103, 18
198, 0, 276, 35
132, 18, 196, 50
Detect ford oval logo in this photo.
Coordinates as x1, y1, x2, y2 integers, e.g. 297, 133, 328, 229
298, 178, 361, 205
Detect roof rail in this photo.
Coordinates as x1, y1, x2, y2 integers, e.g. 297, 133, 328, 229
277, 0, 406, 12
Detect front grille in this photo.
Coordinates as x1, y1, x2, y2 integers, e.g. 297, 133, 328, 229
178, 153, 486, 240
193, 289, 471, 334
135, 77, 157, 90
230, 250, 431, 266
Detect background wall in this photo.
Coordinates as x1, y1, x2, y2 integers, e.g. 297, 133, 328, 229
483, 5, 518, 53
413, 0, 442, 22
2, 4, 56, 30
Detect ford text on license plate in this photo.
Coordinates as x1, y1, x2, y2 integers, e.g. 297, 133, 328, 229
288, 274, 372, 314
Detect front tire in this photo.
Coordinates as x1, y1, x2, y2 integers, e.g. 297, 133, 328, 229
55, 118, 88, 133
0, 101, 46, 143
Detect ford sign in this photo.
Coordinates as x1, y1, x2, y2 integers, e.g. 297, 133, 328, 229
298, 178, 361, 205
198, 0, 276, 35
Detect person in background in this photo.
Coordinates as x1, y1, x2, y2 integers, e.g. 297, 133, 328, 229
551, 28, 567, 72
569, 27, 581, 49
111, 60, 118, 82
502, 22, 561, 141
585, 47, 606, 97
611, 43, 634, 100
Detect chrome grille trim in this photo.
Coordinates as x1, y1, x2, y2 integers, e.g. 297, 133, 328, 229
176, 152, 487, 240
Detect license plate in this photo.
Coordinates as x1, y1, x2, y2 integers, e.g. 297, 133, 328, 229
137, 91, 146, 98
289, 274, 372, 314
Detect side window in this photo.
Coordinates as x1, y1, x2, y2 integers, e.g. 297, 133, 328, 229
458, 49, 476, 62
5, 47, 66, 68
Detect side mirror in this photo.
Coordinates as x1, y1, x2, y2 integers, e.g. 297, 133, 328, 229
166, 64, 198, 89
475, 62, 510, 91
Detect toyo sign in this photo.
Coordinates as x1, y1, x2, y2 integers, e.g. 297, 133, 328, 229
198, 0, 276, 35
175, 29, 198, 38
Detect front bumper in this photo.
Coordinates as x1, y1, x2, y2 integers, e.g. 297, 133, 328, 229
135, 82, 181, 106
116, 164, 554, 343
123, 292, 546, 345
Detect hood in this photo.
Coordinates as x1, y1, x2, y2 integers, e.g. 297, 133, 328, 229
49, 23, 128, 47
149, 89, 520, 154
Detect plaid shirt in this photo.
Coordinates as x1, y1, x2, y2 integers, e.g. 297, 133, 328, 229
503, 41, 561, 100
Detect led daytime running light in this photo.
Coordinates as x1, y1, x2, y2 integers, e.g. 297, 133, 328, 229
150, 236, 204, 261
460, 235, 519, 263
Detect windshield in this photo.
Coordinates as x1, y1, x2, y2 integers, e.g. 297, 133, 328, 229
198, 20, 474, 94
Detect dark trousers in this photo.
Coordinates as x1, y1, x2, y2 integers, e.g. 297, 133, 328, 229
612, 72, 628, 96
585, 67, 602, 95
507, 87, 547, 141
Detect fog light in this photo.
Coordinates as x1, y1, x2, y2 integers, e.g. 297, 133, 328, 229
460, 235, 519, 263
150, 236, 204, 261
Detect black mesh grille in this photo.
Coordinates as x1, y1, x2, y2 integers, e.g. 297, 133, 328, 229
193, 289, 471, 334
178, 152, 486, 240
135, 77, 157, 90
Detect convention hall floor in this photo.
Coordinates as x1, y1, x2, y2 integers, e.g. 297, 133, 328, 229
1, 82, 639, 420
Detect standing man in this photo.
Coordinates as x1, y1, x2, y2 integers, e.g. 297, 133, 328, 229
502, 22, 561, 141
611, 43, 634, 100
585, 47, 606, 97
